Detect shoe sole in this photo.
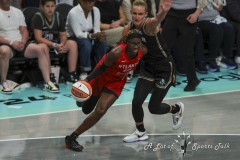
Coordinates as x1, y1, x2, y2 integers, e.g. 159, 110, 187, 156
65, 144, 83, 152
172, 102, 184, 130
123, 135, 149, 143
219, 63, 237, 70
42, 88, 60, 93
0, 91, 12, 94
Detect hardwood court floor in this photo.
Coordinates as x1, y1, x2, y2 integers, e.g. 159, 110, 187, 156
0, 68, 240, 160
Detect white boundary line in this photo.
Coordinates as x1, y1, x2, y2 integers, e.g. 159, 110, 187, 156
0, 134, 240, 142
0, 89, 240, 120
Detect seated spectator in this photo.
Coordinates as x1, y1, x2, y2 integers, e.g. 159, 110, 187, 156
65, 0, 107, 80
221, 0, 240, 66
19, 0, 42, 9
0, 0, 59, 94
31, 0, 78, 85
122, 0, 156, 23
198, 1, 237, 71
95, 0, 127, 48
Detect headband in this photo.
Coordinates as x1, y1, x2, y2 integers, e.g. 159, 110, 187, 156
126, 32, 142, 41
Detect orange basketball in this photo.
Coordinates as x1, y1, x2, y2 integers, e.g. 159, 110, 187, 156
71, 80, 92, 102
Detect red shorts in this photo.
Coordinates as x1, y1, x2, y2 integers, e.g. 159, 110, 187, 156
89, 74, 126, 97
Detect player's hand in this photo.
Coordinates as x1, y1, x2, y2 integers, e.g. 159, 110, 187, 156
95, 32, 106, 42
160, 0, 173, 12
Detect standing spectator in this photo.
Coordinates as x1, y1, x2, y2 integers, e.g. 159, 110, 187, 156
221, 0, 240, 66
31, 0, 79, 85
65, 0, 107, 80
0, 0, 59, 94
162, 0, 204, 91
198, 1, 237, 71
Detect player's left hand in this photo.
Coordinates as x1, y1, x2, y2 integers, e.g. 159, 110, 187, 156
160, 0, 173, 12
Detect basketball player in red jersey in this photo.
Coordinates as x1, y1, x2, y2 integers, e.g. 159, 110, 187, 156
65, 29, 147, 152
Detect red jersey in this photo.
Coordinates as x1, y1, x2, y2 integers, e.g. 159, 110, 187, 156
89, 43, 143, 97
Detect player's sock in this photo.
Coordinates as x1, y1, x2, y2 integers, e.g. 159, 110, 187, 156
136, 124, 146, 132
171, 104, 180, 114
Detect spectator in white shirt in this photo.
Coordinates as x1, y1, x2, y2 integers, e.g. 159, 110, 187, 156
66, 0, 107, 79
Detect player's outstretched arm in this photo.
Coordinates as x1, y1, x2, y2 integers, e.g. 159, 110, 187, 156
146, 0, 172, 32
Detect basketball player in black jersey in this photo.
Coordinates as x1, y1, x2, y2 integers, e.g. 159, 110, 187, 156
123, 0, 185, 143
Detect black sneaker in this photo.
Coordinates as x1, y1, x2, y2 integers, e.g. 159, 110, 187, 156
65, 136, 84, 152
66, 72, 78, 85
207, 59, 220, 72
184, 79, 201, 91
50, 73, 59, 88
196, 61, 208, 74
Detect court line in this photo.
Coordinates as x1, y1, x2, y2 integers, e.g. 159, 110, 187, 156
0, 133, 239, 142
0, 89, 240, 120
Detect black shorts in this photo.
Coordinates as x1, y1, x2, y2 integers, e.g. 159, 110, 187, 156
0, 41, 31, 57
139, 56, 176, 88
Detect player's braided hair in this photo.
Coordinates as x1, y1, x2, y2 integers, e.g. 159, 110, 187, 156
117, 29, 142, 44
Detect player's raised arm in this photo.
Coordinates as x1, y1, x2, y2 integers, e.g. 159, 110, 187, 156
146, 0, 172, 33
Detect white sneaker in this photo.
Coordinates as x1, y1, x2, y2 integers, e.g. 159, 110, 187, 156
43, 81, 59, 93
123, 129, 148, 143
172, 102, 184, 130
79, 73, 88, 80
126, 72, 133, 83
235, 56, 240, 66
0, 82, 12, 94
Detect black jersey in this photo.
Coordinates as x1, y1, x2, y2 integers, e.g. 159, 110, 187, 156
31, 11, 65, 42
130, 18, 171, 62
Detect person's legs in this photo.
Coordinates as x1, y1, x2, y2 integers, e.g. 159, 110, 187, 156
66, 92, 117, 151
148, 85, 184, 130
24, 43, 59, 92
221, 22, 235, 58
0, 45, 14, 94
123, 78, 154, 143
75, 38, 92, 72
92, 40, 107, 62
65, 39, 78, 73
198, 21, 223, 59
76, 95, 100, 114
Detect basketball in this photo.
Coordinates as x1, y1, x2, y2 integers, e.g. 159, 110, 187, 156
71, 80, 92, 102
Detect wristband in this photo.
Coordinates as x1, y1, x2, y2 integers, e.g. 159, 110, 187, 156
9, 41, 14, 46
89, 33, 92, 39
53, 43, 57, 49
